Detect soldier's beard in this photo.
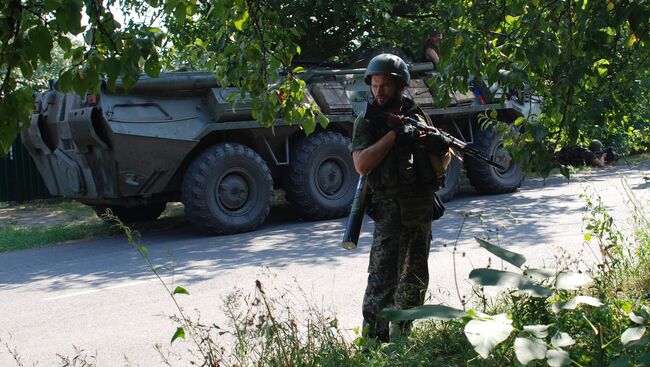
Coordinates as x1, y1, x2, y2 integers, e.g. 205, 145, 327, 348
374, 94, 402, 109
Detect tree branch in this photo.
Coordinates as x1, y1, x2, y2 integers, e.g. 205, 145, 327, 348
0, 0, 22, 99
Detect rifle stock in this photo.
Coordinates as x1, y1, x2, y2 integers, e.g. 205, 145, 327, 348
341, 175, 368, 250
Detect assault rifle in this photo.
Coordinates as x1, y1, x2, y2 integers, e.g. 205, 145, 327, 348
341, 103, 507, 250
365, 103, 507, 171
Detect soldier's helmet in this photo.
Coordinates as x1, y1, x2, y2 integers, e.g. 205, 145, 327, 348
363, 53, 410, 87
589, 140, 603, 152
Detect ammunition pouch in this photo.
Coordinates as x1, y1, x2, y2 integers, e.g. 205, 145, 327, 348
398, 196, 434, 227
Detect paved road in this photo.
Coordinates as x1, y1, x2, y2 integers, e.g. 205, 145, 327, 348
1, 161, 649, 366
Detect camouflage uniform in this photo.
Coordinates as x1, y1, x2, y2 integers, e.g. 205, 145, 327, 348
351, 97, 438, 342
557, 144, 596, 166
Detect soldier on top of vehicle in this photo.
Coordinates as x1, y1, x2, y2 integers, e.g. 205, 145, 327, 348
423, 29, 443, 69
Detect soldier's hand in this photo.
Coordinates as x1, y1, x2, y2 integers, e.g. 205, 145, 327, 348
386, 113, 405, 129
394, 123, 419, 144
421, 131, 450, 156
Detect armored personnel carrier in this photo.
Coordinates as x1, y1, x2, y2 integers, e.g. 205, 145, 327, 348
21, 62, 540, 234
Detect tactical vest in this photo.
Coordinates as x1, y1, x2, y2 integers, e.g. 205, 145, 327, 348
366, 100, 439, 197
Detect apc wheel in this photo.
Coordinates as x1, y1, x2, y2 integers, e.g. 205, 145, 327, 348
436, 154, 461, 202
285, 131, 358, 220
464, 126, 524, 194
93, 202, 167, 223
181, 143, 273, 234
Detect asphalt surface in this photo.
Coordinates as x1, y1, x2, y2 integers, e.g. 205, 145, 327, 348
1, 160, 649, 366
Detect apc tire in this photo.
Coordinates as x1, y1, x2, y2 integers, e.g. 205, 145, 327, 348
464, 126, 524, 194
436, 154, 461, 202
285, 131, 358, 220
181, 143, 273, 234
93, 202, 167, 223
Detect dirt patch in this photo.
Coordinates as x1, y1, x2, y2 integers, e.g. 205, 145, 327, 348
0, 205, 100, 229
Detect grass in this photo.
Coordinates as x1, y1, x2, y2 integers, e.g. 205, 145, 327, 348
154, 185, 650, 367
0, 190, 290, 253
0, 223, 122, 252
0, 199, 190, 252
0, 215, 194, 253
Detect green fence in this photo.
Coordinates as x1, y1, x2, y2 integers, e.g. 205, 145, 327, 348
0, 139, 52, 202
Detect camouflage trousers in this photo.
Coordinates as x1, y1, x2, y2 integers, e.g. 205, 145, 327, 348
362, 195, 433, 342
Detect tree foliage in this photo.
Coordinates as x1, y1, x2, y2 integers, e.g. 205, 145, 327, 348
0, 0, 648, 172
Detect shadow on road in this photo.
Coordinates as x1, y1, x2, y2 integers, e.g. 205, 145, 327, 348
0, 160, 648, 293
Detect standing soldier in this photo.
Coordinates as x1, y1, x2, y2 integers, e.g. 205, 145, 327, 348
351, 53, 450, 343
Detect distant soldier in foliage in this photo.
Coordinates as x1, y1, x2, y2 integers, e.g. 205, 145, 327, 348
557, 140, 618, 167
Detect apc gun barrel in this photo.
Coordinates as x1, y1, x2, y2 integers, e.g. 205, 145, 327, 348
112, 72, 219, 95
301, 62, 435, 82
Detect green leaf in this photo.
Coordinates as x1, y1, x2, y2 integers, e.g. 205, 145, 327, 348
551, 296, 603, 313
19, 59, 34, 79
621, 326, 646, 346
103, 58, 121, 91
72, 70, 90, 97
0, 87, 32, 154
629, 312, 645, 325
58, 36, 72, 52
525, 268, 555, 281
625, 33, 637, 48
55, 0, 83, 34
29, 25, 54, 63
302, 115, 316, 135
551, 332, 575, 348
475, 237, 526, 268
175, 3, 187, 26
292, 66, 305, 74
316, 112, 329, 129
234, 10, 249, 31
514, 337, 547, 365
172, 286, 190, 296
523, 324, 549, 338
505, 15, 520, 25
137, 245, 148, 255
171, 327, 185, 344
555, 272, 592, 290
469, 268, 552, 297
627, 335, 650, 349
546, 349, 571, 367
464, 312, 513, 358
57, 69, 74, 92
638, 351, 650, 365
144, 57, 161, 78
43, 0, 60, 12
609, 355, 632, 367
381, 305, 467, 322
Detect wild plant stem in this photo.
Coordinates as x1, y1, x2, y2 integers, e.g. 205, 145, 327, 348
453, 214, 469, 308
256, 281, 291, 365
110, 216, 210, 361
598, 323, 605, 367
